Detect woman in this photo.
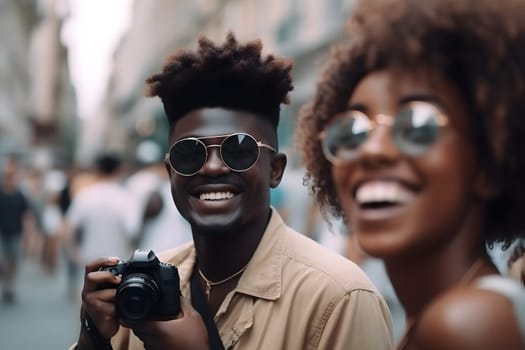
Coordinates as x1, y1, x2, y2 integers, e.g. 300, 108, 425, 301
296, 0, 525, 348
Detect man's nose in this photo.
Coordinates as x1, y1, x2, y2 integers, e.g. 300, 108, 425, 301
199, 145, 229, 175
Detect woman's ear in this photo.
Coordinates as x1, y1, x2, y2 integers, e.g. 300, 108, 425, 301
473, 168, 500, 199
270, 153, 287, 188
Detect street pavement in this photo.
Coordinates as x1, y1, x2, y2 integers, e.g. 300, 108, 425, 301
0, 256, 80, 350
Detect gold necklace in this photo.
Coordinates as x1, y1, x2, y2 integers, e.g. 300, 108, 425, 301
198, 264, 248, 303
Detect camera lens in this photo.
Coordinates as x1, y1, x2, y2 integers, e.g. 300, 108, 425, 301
116, 273, 159, 322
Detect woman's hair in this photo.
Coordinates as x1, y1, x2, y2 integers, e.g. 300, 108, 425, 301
145, 32, 293, 130
296, 0, 525, 246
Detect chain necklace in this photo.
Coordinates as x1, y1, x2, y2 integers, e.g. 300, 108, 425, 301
198, 264, 248, 303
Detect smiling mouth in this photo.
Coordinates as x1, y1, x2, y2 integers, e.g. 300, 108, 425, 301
198, 191, 235, 201
355, 180, 416, 210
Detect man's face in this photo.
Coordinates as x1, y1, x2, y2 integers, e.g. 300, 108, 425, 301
166, 108, 283, 236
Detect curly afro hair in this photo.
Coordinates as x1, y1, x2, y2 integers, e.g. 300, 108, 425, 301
296, 0, 525, 246
145, 32, 293, 130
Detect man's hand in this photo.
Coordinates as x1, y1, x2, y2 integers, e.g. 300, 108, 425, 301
128, 297, 210, 350
77, 257, 122, 349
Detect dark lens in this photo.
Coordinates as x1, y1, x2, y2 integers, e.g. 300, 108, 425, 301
393, 105, 441, 155
116, 274, 159, 322
221, 133, 259, 171
322, 112, 370, 163
170, 139, 206, 175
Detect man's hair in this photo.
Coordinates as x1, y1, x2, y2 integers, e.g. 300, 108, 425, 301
145, 32, 293, 129
95, 153, 122, 176
296, 0, 525, 246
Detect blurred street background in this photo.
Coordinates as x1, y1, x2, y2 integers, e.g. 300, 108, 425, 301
0, 0, 411, 348
0, 256, 79, 349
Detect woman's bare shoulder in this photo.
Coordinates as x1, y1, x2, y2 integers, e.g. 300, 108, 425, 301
411, 285, 524, 350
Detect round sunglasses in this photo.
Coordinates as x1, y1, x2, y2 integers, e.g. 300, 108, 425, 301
165, 132, 276, 176
319, 101, 449, 165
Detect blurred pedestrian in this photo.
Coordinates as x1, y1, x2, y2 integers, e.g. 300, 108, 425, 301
20, 166, 46, 261
41, 189, 64, 274
62, 153, 141, 290
126, 140, 192, 252
58, 164, 83, 299
0, 155, 33, 303
296, 0, 525, 348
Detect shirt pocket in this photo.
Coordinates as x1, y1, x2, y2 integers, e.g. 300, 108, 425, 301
219, 298, 254, 349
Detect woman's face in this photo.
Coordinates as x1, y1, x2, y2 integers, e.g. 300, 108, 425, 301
330, 69, 487, 259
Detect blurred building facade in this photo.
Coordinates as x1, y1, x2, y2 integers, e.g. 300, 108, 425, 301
77, 0, 356, 164
0, 0, 38, 158
0, 0, 77, 169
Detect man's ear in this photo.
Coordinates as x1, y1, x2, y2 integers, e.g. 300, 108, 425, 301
270, 153, 287, 188
164, 158, 172, 176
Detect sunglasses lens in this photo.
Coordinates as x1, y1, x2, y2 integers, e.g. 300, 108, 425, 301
170, 139, 206, 175
221, 133, 259, 171
322, 112, 371, 163
393, 104, 441, 155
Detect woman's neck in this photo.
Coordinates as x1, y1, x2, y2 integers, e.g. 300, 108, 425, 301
385, 248, 495, 320
387, 202, 494, 318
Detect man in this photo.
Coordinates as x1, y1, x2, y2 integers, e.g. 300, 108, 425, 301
73, 34, 393, 350
63, 153, 141, 284
0, 155, 32, 303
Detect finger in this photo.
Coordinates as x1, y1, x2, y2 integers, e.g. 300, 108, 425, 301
83, 272, 121, 294
85, 288, 118, 303
85, 297, 117, 320
82, 289, 118, 320
85, 256, 120, 274
87, 270, 121, 286
83, 258, 121, 293
84, 301, 120, 339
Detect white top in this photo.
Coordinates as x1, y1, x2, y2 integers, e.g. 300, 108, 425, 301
137, 181, 192, 252
477, 275, 525, 346
126, 170, 192, 253
67, 180, 141, 263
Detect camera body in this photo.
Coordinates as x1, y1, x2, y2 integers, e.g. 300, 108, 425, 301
100, 249, 181, 323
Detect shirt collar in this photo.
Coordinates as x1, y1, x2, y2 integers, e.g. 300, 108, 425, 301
163, 208, 285, 301
235, 208, 284, 300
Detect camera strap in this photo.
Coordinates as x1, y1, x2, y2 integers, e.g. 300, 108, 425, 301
190, 267, 226, 350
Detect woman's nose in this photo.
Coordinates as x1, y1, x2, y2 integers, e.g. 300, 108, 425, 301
357, 123, 400, 167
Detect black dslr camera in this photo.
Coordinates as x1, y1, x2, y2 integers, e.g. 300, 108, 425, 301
99, 249, 181, 323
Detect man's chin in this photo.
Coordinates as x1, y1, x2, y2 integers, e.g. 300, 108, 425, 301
188, 212, 240, 237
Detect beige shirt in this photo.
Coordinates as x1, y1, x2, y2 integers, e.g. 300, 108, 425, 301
78, 210, 394, 349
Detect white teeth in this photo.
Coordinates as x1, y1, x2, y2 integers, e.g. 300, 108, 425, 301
355, 181, 415, 205
199, 192, 235, 201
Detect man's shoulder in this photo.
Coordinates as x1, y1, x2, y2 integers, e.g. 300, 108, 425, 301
157, 241, 194, 265
281, 225, 378, 294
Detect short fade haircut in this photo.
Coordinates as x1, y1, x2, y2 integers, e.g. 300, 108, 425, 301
296, 0, 525, 246
145, 32, 293, 130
